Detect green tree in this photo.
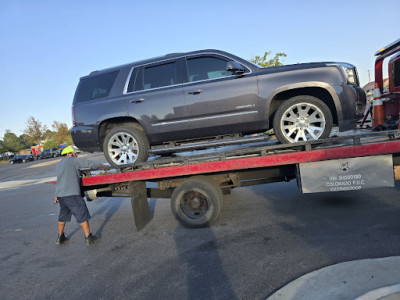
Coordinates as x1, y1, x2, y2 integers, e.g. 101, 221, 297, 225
52, 121, 72, 145
19, 134, 33, 149
23, 116, 47, 144
43, 139, 59, 150
0, 140, 6, 154
43, 129, 54, 140
3, 130, 24, 153
249, 51, 287, 68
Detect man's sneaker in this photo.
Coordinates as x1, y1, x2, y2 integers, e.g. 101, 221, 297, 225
56, 233, 68, 245
85, 233, 100, 246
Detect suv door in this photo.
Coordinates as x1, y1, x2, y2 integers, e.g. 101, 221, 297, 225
125, 59, 187, 144
183, 54, 262, 138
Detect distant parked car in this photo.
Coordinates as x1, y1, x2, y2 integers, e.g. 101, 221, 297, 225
37, 148, 61, 159
10, 154, 35, 164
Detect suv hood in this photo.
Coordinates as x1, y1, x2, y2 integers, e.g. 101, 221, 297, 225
255, 62, 338, 75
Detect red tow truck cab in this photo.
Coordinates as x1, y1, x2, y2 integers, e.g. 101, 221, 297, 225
375, 38, 400, 122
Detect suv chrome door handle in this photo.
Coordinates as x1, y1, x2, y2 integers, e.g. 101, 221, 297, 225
130, 98, 145, 103
188, 89, 203, 95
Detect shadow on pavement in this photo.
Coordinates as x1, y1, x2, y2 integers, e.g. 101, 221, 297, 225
173, 226, 238, 300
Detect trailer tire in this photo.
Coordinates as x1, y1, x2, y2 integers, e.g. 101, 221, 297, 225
273, 96, 333, 143
171, 177, 223, 228
222, 187, 232, 195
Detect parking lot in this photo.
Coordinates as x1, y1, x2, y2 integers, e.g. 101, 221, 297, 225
1, 153, 400, 299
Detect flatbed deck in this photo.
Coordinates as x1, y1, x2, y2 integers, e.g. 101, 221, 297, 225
82, 129, 400, 185
79, 130, 400, 230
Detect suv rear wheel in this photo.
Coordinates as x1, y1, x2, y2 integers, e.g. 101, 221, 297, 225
103, 125, 150, 167
273, 96, 333, 143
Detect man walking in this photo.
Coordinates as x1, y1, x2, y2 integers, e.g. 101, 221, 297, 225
54, 146, 104, 246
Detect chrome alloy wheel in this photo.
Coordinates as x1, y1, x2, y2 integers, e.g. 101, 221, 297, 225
107, 132, 139, 165
279, 102, 326, 143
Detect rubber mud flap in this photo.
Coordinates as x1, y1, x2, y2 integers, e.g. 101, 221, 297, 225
129, 181, 152, 230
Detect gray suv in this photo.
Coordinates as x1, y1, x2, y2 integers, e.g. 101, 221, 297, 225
71, 49, 366, 167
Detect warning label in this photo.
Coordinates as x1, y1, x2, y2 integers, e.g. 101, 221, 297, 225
299, 155, 394, 193
325, 174, 364, 191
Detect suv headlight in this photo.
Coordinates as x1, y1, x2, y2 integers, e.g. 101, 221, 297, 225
329, 63, 360, 86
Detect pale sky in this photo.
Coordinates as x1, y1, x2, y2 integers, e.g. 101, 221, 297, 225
1, 0, 399, 138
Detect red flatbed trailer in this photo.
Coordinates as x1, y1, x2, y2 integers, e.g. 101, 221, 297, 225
79, 130, 400, 230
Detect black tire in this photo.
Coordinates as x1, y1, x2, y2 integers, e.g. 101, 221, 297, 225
171, 176, 223, 228
273, 96, 333, 144
222, 187, 232, 195
103, 125, 150, 167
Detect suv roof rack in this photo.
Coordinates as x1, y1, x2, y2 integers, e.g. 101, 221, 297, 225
164, 52, 183, 57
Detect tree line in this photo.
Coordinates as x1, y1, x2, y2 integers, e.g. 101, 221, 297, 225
0, 116, 73, 154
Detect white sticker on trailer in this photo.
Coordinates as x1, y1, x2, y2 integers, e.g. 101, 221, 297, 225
299, 154, 394, 193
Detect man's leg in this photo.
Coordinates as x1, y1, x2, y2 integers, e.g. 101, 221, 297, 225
56, 221, 68, 245
57, 197, 70, 245
80, 220, 100, 245
58, 221, 66, 236
80, 220, 90, 237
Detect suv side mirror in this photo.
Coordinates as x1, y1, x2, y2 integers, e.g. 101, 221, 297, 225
226, 61, 245, 76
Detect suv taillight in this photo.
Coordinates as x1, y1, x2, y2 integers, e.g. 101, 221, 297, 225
72, 105, 75, 126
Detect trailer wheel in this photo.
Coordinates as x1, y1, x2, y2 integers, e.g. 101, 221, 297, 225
103, 125, 150, 167
273, 96, 333, 143
171, 177, 223, 228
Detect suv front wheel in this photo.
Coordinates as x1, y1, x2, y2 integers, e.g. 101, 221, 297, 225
273, 96, 333, 143
103, 125, 150, 167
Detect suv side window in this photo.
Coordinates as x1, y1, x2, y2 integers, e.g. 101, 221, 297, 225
126, 67, 138, 93
186, 56, 234, 82
143, 61, 178, 90
75, 71, 119, 102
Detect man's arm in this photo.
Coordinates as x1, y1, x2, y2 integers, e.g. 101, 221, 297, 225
75, 157, 104, 170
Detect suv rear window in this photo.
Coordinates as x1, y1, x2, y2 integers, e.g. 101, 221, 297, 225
75, 71, 119, 102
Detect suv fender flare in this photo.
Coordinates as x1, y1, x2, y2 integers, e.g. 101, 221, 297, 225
265, 81, 342, 126
98, 117, 145, 150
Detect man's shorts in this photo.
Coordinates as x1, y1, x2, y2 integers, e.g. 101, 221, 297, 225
58, 195, 91, 224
